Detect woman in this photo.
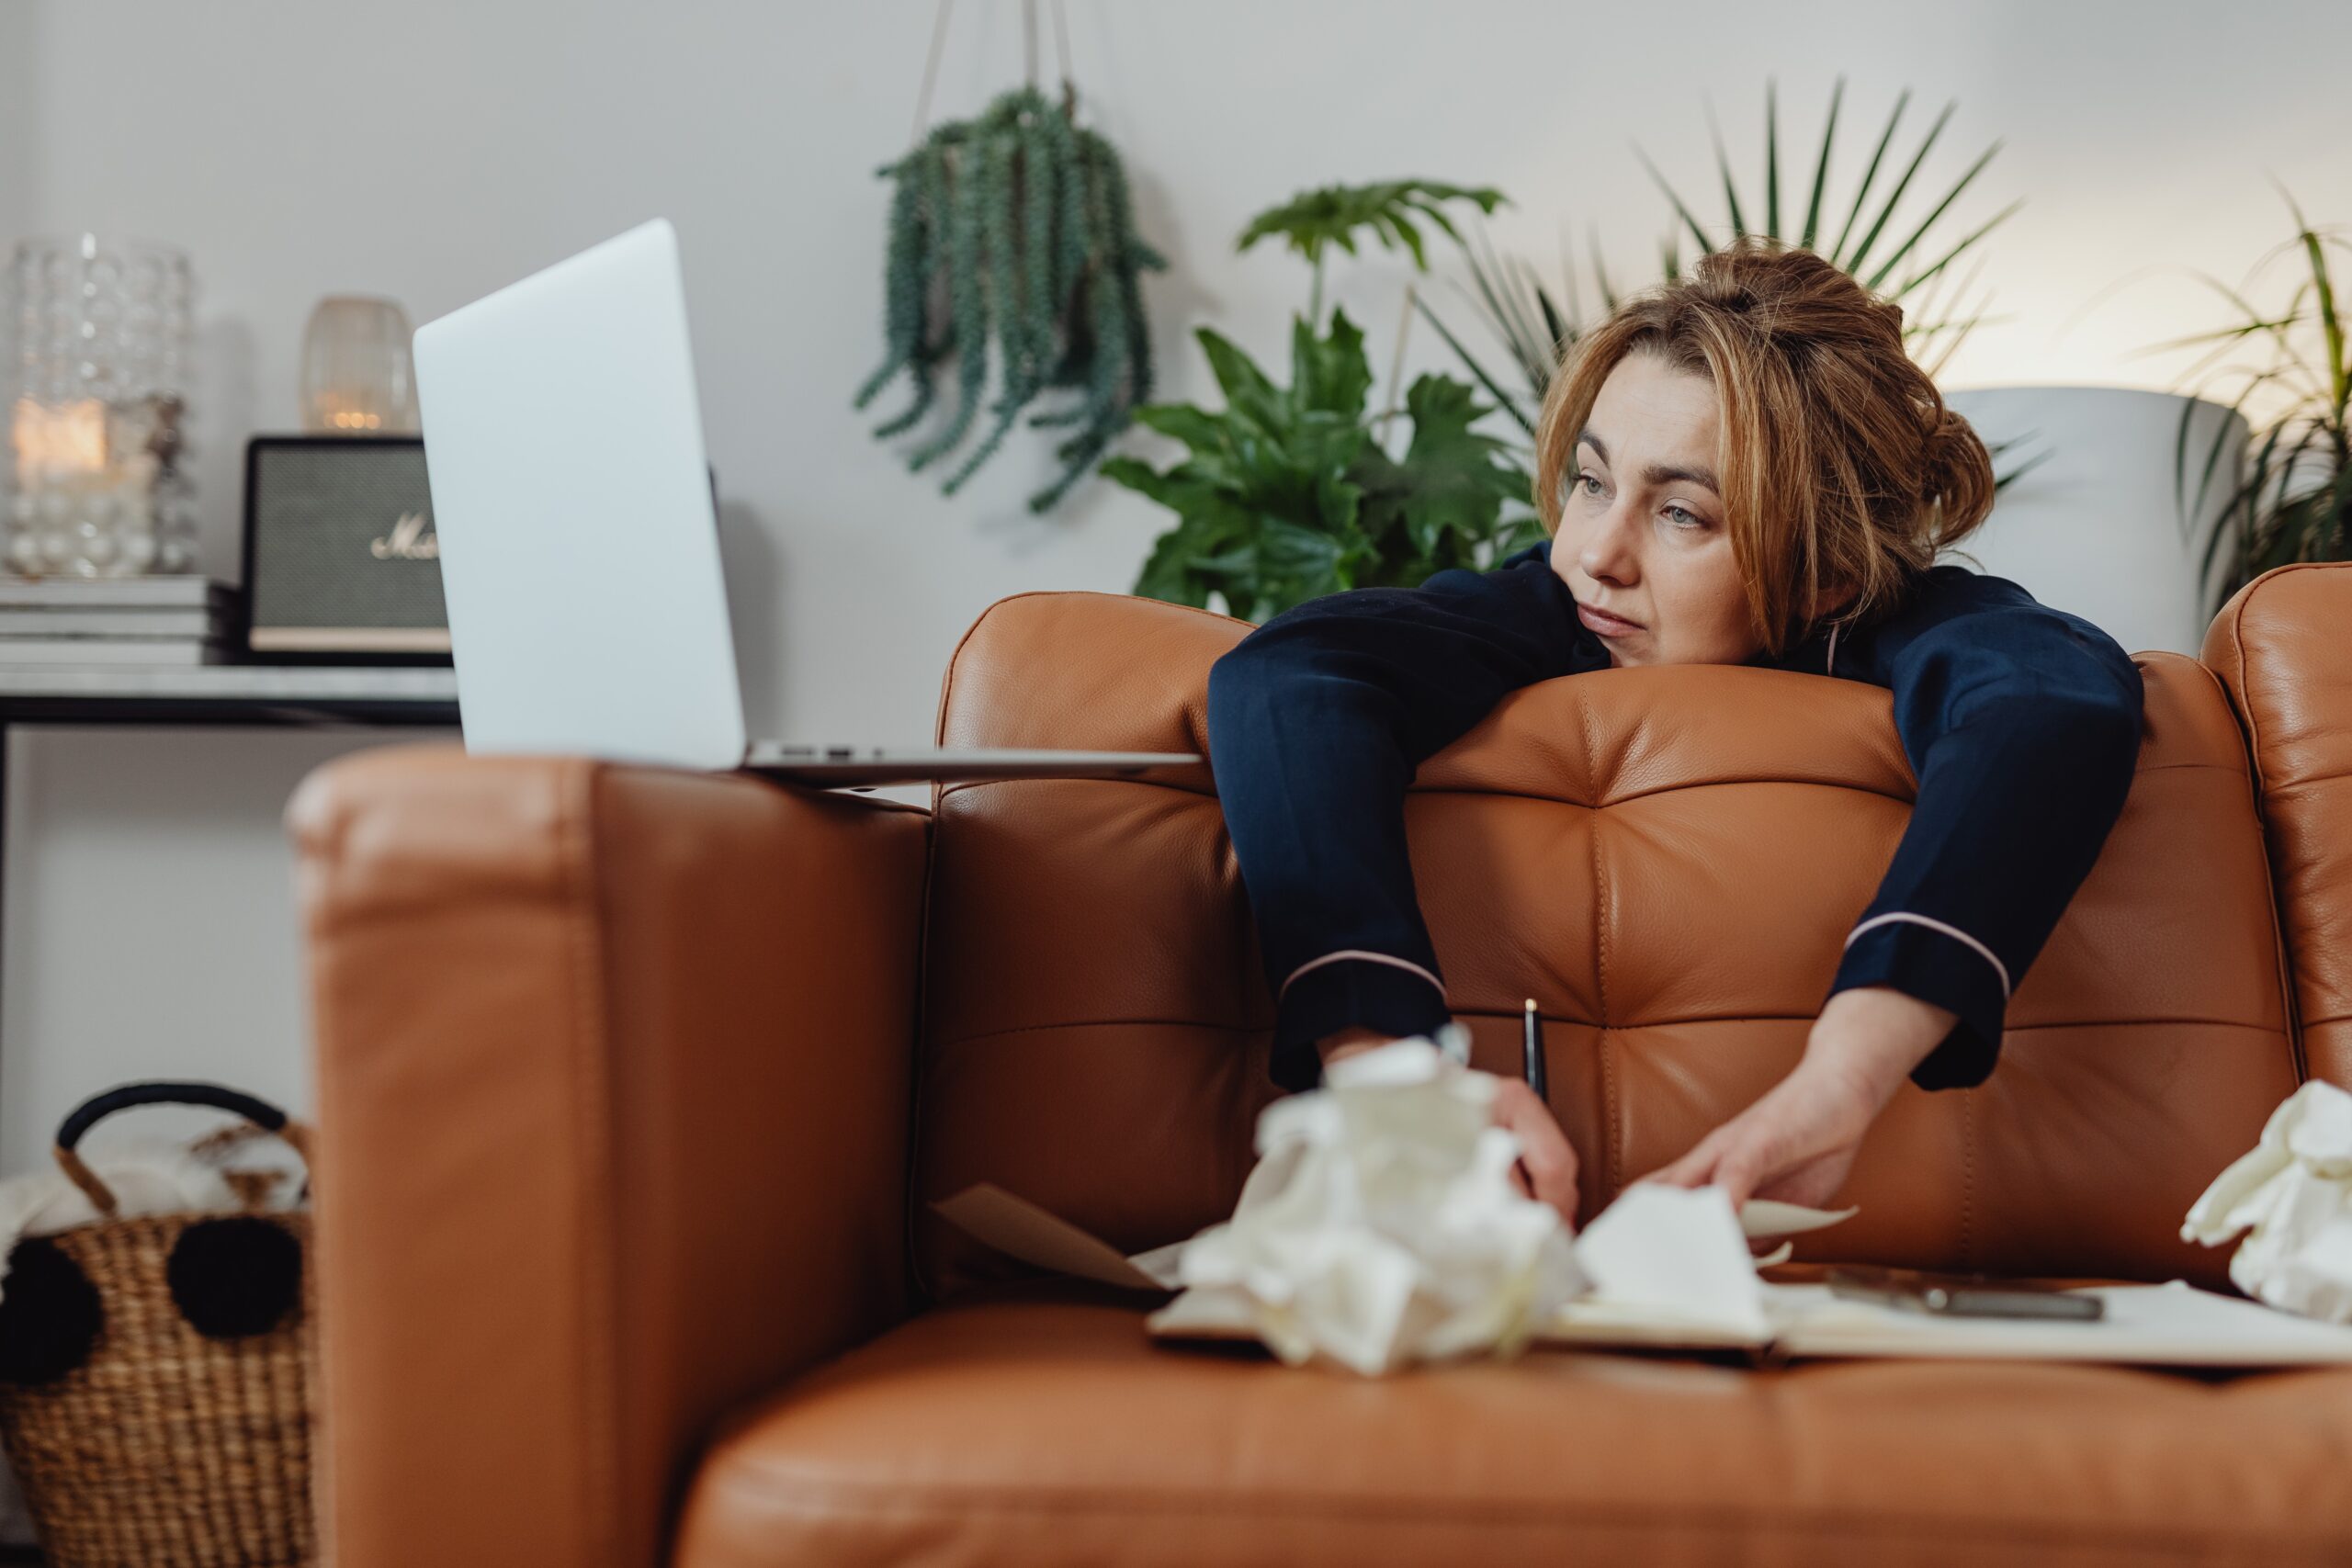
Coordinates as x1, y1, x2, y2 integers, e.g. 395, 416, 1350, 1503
1204, 241, 2144, 1225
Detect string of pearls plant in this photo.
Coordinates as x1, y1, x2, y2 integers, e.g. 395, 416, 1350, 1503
856, 85, 1164, 512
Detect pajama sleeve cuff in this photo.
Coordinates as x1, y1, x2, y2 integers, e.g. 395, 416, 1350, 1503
1826, 914, 2011, 1091
1270, 954, 1455, 1093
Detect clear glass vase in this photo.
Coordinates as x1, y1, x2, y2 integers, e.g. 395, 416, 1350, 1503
301, 296, 418, 435
4, 234, 199, 577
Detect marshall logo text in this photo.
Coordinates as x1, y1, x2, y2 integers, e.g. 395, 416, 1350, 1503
369, 511, 439, 561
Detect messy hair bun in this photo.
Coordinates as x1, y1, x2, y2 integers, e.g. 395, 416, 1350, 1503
1533, 239, 1996, 657
1919, 404, 1996, 548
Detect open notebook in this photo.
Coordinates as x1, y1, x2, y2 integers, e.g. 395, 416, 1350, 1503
935, 1183, 2352, 1369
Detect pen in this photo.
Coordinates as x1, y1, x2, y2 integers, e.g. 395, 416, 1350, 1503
1522, 997, 1547, 1103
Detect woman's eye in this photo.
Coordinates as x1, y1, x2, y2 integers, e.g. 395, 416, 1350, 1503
1577, 472, 1604, 497
1664, 504, 1705, 529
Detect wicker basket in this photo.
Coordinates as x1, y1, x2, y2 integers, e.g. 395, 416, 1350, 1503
0, 1082, 316, 1567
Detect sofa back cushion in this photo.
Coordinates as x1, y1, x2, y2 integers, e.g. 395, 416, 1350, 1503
915, 591, 2297, 1299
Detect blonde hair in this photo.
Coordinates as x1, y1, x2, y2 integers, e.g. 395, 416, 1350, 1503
1532, 239, 1995, 658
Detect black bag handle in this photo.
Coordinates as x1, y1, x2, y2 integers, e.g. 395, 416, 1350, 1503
52, 1080, 311, 1218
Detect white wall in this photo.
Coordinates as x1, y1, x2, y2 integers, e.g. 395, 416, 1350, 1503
0, 0, 2345, 1168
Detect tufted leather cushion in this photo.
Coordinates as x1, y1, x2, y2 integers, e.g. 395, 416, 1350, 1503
673, 1288, 2352, 1568
915, 591, 2298, 1299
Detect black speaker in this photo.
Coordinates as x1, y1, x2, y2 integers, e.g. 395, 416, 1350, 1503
240, 434, 448, 662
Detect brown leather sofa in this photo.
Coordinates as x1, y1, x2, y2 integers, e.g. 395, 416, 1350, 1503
288, 561, 2352, 1567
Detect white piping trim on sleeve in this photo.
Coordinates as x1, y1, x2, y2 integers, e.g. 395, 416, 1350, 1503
1844, 912, 2011, 997
1278, 949, 1449, 1003
1826, 620, 1840, 677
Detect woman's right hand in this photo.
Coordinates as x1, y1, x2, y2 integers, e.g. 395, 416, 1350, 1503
1317, 1030, 1582, 1228
1490, 1077, 1580, 1226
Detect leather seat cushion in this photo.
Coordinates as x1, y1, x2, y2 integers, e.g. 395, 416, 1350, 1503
672, 1286, 2352, 1567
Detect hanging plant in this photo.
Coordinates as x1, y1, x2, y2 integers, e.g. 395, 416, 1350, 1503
855, 85, 1165, 513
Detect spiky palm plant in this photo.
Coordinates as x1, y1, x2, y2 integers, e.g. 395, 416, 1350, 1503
1431, 80, 2016, 434
2173, 189, 2351, 613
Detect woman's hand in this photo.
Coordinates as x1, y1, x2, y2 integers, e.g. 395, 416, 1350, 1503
1644, 987, 1954, 1211
1491, 1077, 1580, 1225
1318, 1028, 1581, 1226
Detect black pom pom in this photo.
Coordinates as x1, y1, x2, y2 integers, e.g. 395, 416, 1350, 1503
166, 1217, 302, 1339
0, 1236, 103, 1385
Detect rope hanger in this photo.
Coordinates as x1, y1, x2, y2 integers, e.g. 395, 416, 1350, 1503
912, 0, 1077, 145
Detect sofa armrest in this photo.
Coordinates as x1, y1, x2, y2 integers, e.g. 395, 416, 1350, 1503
2202, 561, 2352, 1089
287, 742, 929, 1568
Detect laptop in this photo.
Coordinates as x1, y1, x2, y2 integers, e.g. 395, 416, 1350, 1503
410, 218, 1198, 787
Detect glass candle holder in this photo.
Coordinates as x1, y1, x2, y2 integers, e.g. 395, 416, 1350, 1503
301, 296, 418, 434
5, 234, 198, 577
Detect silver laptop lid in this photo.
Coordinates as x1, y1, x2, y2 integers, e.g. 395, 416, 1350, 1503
413, 218, 748, 770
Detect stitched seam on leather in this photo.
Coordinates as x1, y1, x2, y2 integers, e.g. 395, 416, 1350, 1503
907, 808, 950, 1305
2264, 772, 2352, 795
561, 761, 626, 1562
2222, 576, 2312, 1085
1582, 693, 1607, 1028
1581, 690, 1619, 1191
301, 789, 353, 1561
2127, 760, 2270, 775
918, 595, 1007, 1308
2188, 653, 2306, 1081
1600, 1026, 1621, 1193
1462, 773, 1921, 809
1958, 1087, 1977, 1271
905, 809, 943, 1307
2233, 580, 2294, 1079
932, 754, 2242, 808
703, 1473, 2352, 1554
924, 1012, 2296, 1053
935, 773, 1216, 803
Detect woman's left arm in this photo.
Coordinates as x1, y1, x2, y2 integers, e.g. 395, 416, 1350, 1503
1651, 569, 2145, 1208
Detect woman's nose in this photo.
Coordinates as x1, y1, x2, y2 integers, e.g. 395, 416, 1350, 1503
1578, 497, 1641, 586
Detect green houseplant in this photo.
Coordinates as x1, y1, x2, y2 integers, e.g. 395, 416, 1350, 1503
1107, 182, 1539, 622
856, 85, 1165, 513
1427, 80, 2015, 430
2175, 190, 2350, 609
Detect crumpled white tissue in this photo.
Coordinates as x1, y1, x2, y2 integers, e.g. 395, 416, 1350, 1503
2183, 1079, 2352, 1324
1161, 1029, 1585, 1375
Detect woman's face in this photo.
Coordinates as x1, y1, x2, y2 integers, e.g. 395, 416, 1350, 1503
1549, 351, 1760, 668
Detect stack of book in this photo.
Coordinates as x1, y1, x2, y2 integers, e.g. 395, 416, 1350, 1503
0, 577, 241, 666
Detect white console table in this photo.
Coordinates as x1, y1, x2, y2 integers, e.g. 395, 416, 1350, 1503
0, 662, 461, 1055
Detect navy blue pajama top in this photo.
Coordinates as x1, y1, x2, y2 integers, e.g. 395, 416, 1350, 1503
1204, 539, 2146, 1096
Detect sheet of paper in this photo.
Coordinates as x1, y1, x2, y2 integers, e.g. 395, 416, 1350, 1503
1765, 1279, 2352, 1366
1742, 1198, 1859, 1241
1572, 1184, 1772, 1342
931, 1183, 1179, 1291
938, 1180, 2352, 1367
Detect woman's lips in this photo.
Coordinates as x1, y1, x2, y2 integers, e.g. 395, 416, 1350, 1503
1577, 602, 1643, 637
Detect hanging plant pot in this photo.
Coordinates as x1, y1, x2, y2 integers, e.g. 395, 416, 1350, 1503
856, 84, 1165, 513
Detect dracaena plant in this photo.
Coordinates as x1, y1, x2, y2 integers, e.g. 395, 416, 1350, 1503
1107, 182, 1539, 622
2173, 190, 2351, 612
